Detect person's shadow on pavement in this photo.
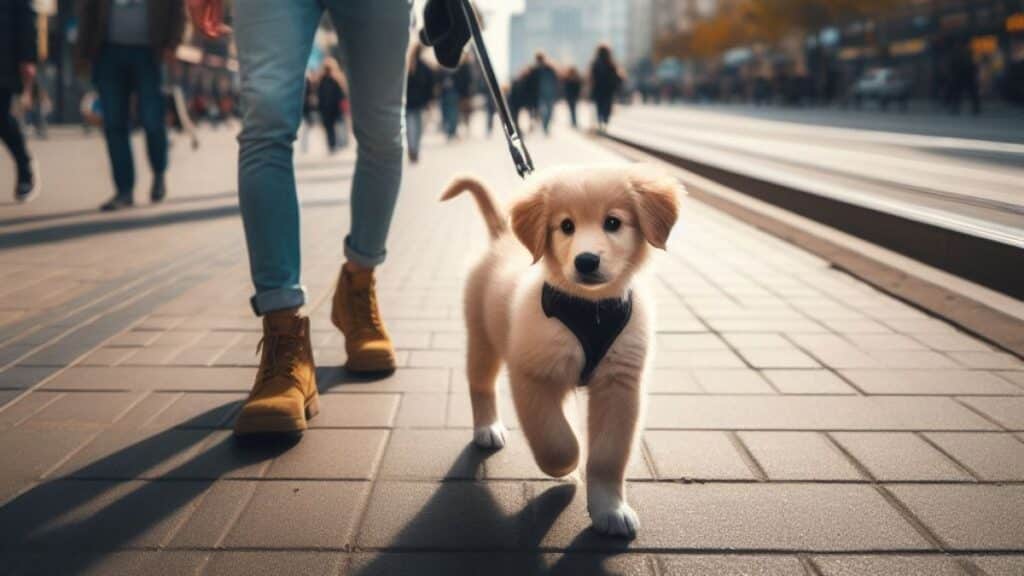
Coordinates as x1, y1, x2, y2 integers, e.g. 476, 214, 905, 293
0, 405, 292, 575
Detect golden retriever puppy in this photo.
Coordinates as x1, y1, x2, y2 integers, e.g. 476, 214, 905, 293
442, 165, 682, 538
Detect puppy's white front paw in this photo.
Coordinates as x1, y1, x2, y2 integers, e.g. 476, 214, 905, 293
473, 422, 508, 449
590, 502, 640, 539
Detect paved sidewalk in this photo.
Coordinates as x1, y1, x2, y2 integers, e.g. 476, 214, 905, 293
0, 122, 1023, 576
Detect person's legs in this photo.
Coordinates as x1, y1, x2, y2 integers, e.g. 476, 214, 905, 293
327, 0, 410, 268
134, 48, 169, 181
94, 47, 136, 202
235, 0, 322, 315
325, 0, 410, 373
321, 113, 337, 151
0, 88, 35, 201
233, 0, 323, 437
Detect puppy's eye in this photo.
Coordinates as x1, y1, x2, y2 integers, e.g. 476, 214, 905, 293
604, 216, 622, 232
560, 219, 575, 235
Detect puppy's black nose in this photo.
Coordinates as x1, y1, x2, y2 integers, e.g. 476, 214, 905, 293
574, 252, 601, 275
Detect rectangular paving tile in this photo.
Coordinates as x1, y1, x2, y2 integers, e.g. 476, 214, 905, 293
948, 352, 1023, 370
738, 348, 821, 369
344, 552, 550, 576
830, 433, 971, 482
310, 394, 399, 428
222, 481, 369, 548
813, 555, 969, 576
655, 350, 746, 369
49, 428, 214, 480
393, 393, 447, 428
27, 392, 144, 426
645, 396, 997, 430
76, 551, 208, 576
738, 432, 863, 480
924, 433, 1024, 481
970, 556, 1024, 576
378, 429, 484, 479
841, 370, 1021, 395
644, 431, 756, 480
168, 481, 256, 548
41, 367, 255, 392
660, 555, 806, 575
264, 429, 388, 479
691, 369, 775, 394
0, 426, 96, 484
658, 334, 729, 351
957, 397, 1024, 430
762, 370, 856, 394
538, 482, 930, 551
889, 485, 1024, 550
205, 552, 343, 576
145, 393, 244, 429
483, 430, 650, 480
446, 392, 520, 429
647, 369, 703, 393
787, 334, 879, 368
356, 481, 526, 549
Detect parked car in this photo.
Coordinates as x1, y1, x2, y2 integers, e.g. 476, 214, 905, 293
851, 67, 911, 110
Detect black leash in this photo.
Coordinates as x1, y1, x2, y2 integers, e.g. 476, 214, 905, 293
456, 0, 534, 178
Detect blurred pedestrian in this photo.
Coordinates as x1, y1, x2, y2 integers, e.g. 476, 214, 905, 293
188, 0, 410, 437
1, 0, 38, 202
318, 57, 349, 153
78, 0, 185, 211
439, 68, 460, 139
299, 73, 317, 153
530, 52, 558, 135
455, 54, 475, 132
563, 66, 582, 129
589, 43, 623, 131
949, 39, 980, 116
405, 42, 434, 163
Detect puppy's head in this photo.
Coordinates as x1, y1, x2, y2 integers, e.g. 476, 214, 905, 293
510, 164, 683, 298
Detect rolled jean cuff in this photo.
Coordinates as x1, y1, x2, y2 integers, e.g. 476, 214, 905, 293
250, 285, 307, 316
344, 235, 387, 268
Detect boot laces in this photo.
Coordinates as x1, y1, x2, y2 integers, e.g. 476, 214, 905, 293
255, 332, 305, 391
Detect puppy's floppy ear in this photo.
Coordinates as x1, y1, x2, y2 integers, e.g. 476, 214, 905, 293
629, 167, 683, 250
510, 188, 548, 263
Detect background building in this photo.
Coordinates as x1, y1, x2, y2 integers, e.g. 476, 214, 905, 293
507, 0, 630, 75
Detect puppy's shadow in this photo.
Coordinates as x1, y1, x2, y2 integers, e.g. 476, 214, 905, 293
350, 444, 633, 576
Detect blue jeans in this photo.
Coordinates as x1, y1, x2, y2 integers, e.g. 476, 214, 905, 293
93, 45, 168, 199
235, 0, 411, 315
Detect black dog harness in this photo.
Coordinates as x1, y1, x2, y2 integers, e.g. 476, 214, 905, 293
541, 284, 633, 386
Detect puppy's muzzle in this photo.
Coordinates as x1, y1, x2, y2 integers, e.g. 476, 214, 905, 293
574, 252, 606, 285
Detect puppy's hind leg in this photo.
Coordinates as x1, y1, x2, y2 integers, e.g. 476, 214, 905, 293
467, 336, 507, 449
586, 380, 642, 539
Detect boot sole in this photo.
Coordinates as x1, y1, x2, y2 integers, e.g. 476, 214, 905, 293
233, 393, 320, 437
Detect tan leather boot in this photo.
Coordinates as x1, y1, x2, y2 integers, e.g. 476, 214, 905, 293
331, 265, 396, 373
234, 311, 319, 436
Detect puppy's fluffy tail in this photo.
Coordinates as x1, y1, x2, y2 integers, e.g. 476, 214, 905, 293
441, 175, 508, 240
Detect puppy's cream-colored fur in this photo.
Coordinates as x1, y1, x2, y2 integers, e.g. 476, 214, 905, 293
443, 165, 682, 538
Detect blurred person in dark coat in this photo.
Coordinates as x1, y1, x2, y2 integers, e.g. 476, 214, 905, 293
563, 66, 582, 128
318, 57, 349, 153
589, 43, 623, 131
1, 0, 38, 202
529, 52, 558, 134
405, 42, 434, 163
77, 0, 185, 210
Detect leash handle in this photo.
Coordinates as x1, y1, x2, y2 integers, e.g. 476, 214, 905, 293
457, 0, 534, 178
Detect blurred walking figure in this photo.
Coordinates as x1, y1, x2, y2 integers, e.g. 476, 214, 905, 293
405, 42, 434, 163
439, 68, 460, 140
78, 0, 185, 211
948, 39, 980, 116
318, 57, 349, 153
1, 0, 38, 202
455, 54, 475, 133
589, 43, 623, 132
531, 52, 558, 135
563, 66, 582, 129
